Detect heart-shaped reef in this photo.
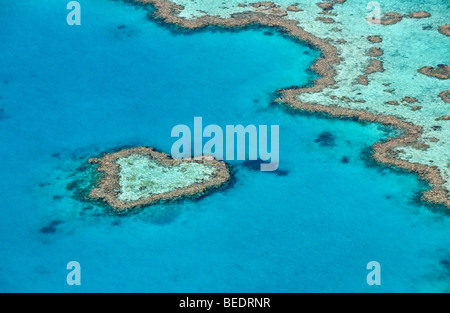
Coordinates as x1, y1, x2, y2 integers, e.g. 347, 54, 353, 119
88, 147, 231, 212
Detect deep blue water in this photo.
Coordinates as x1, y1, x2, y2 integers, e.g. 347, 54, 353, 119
1, 0, 450, 292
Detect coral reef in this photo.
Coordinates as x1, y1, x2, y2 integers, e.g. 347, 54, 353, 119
439, 91, 450, 103
409, 11, 431, 19
418, 65, 450, 80
129, 0, 450, 208
88, 147, 231, 211
439, 25, 450, 36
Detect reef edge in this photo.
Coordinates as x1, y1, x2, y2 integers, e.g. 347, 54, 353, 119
127, 0, 449, 209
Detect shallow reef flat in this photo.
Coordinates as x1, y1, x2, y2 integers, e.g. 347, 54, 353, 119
88, 147, 231, 212
133, 0, 450, 208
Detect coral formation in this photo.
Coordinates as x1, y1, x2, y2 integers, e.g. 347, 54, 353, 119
418, 65, 450, 80
88, 147, 230, 211
128, 0, 450, 208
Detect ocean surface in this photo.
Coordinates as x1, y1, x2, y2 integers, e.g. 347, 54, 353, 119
1, 0, 450, 292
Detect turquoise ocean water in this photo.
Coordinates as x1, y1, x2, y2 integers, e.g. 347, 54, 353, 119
1, 0, 450, 292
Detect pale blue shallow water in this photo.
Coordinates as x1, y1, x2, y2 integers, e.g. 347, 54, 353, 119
1, 0, 450, 292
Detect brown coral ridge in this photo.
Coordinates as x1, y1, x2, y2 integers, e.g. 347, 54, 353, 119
418, 65, 450, 80
380, 12, 403, 25
250, 2, 277, 8
408, 11, 431, 19
133, 0, 450, 208
439, 90, 450, 103
365, 59, 385, 75
316, 17, 335, 24
88, 147, 231, 212
356, 74, 369, 86
367, 47, 383, 57
250, 2, 287, 16
366, 12, 402, 25
367, 11, 431, 25
439, 25, 450, 36
436, 116, 450, 121
367, 35, 382, 43
316, 2, 334, 11
402, 97, 419, 104
286, 5, 303, 12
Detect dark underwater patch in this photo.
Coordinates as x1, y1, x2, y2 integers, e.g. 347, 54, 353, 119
241, 160, 289, 176
432, 125, 442, 131
340, 156, 350, 164
241, 160, 262, 171
114, 24, 135, 39
39, 220, 64, 234
83, 205, 94, 211
66, 160, 106, 211
275, 169, 289, 176
360, 147, 378, 168
66, 180, 80, 191
144, 206, 181, 225
440, 259, 450, 271
314, 131, 336, 147
78, 204, 101, 217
